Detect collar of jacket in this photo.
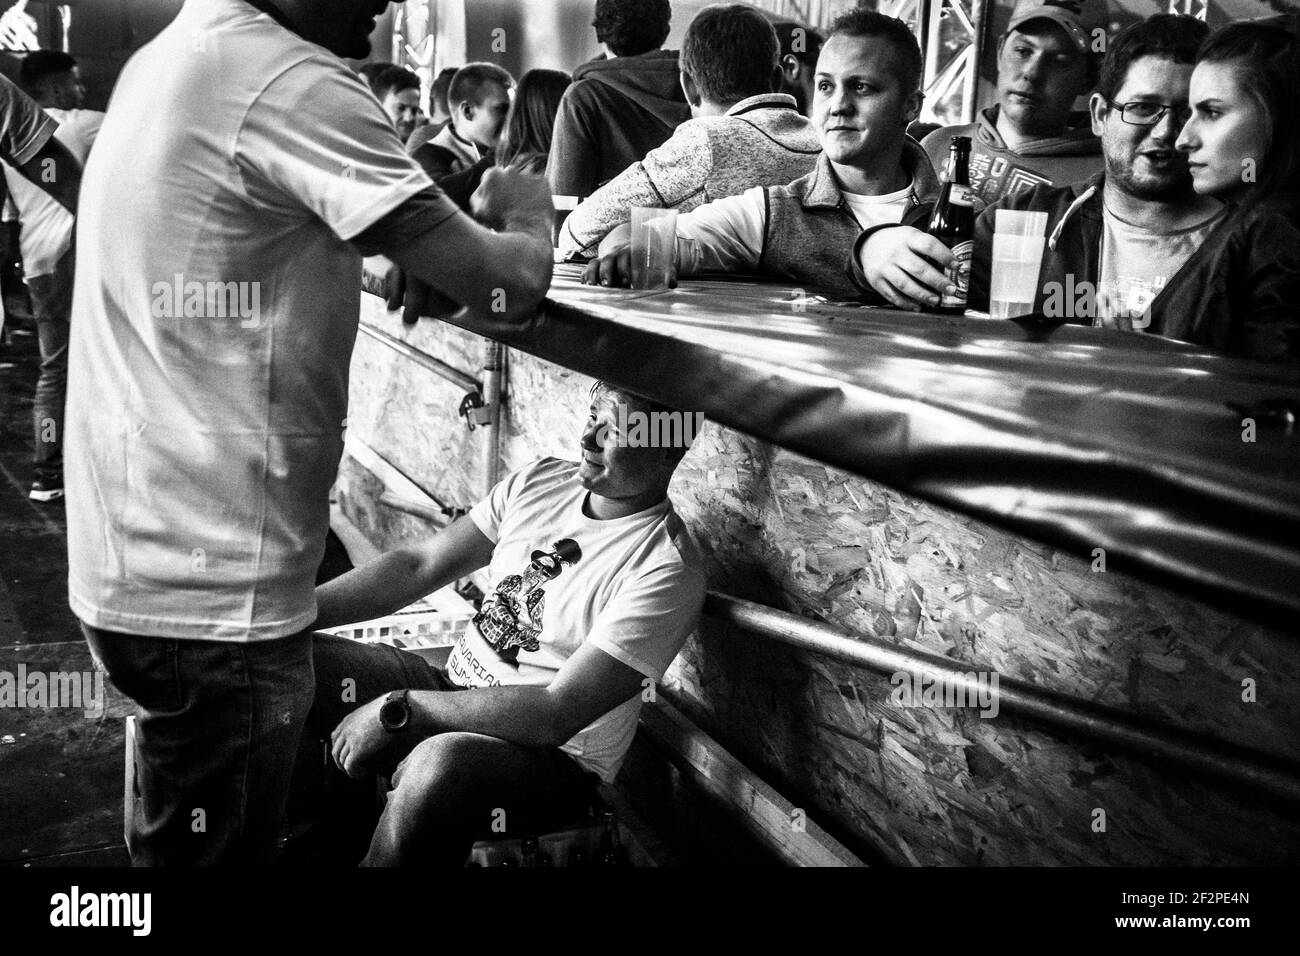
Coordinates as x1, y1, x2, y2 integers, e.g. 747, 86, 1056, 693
1046, 171, 1106, 250
725, 93, 799, 117
798, 136, 940, 210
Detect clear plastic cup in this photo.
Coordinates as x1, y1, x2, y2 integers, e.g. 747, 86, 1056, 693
629, 207, 678, 290
990, 209, 1048, 319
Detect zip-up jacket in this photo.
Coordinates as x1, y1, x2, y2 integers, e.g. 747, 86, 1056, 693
757, 139, 939, 299
964, 176, 1300, 362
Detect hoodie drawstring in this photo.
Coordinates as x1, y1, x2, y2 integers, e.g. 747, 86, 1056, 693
1047, 184, 1097, 251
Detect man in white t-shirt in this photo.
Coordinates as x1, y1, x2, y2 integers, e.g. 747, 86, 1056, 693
69, 0, 553, 866
582, 9, 941, 301
3, 51, 103, 503
302, 382, 707, 865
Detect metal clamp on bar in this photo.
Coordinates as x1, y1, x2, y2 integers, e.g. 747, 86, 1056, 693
459, 390, 494, 431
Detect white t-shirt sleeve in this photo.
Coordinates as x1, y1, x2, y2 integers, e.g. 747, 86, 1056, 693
676, 186, 766, 273
235, 56, 441, 241
586, 564, 706, 681
62, 110, 105, 162
0, 74, 55, 166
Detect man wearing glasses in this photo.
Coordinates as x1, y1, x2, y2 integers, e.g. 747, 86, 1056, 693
856, 14, 1223, 328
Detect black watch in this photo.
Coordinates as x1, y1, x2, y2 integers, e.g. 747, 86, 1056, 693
379, 689, 410, 733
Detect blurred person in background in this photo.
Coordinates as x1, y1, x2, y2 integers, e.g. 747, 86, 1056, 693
547, 0, 690, 199
407, 65, 458, 153
357, 59, 397, 94
372, 64, 424, 145
773, 19, 822, 116
412, 62, 513, 180
3, 51, 97, 503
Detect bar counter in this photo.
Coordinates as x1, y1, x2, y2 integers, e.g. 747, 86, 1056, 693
342, 262, 1300, 865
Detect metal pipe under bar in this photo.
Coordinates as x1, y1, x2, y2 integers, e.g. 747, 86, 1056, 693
703, 592, 1300, 806
358, 321, 480, 393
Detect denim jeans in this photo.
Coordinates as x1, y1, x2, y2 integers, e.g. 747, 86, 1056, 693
305, 634, 600, 866
83, 622, 315, 866
28, 259, 72, 484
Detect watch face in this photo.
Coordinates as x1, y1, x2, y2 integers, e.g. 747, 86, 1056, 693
380, 694, 409, 731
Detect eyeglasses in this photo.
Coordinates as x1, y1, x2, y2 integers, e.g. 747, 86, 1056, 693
1108, 100, 1191, 126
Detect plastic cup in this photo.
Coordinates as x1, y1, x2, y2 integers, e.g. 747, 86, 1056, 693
990, 209, 1047, 319
629, 207, 678, 291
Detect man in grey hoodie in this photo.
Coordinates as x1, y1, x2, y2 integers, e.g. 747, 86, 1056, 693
921, 0, 1106, 206
547, 0, 691, 200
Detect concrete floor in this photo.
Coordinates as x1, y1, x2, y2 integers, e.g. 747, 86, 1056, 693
0, 314, 131, 867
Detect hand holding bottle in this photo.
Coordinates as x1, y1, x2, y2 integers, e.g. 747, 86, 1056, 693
856, 225, 955, 312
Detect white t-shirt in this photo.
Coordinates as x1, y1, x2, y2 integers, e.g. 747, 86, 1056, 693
66, 0, 449, 640
445, 458, 707, 782
3, 108, 104, 278
675, 180, 916, 274
1097, 202, 1225, 321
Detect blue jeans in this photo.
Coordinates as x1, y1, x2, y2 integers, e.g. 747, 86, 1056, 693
82, 622, 315, 866
306, 634, 600, 866
28, 259, 72, 484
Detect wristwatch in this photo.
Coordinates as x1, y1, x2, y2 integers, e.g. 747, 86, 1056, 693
379, 689, 410, 733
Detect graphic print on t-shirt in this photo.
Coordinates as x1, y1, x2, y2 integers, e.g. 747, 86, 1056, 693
473, 538, 583, 662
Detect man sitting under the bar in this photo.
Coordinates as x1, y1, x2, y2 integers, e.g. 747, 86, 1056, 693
582, 8, 939, 300
557, 4, 820, 260
301, 382, 706, 866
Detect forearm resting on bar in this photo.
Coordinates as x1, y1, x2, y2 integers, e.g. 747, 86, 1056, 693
353, 186, 552, 322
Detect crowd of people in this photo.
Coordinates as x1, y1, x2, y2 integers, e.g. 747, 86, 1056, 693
0, 0, 1295, 868
373, 0, 1298, 361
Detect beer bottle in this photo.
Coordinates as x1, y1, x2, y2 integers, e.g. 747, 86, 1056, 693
597, 808, 629, 866
926, 136, 976, 313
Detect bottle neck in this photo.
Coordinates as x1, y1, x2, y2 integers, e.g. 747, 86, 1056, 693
948, 149, 971, 186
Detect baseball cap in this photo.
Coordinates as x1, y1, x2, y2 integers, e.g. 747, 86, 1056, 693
1006, 0, 1108, 53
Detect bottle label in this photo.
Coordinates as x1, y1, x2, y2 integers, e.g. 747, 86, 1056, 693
948, 184, 974, 208
940, 240, 973, 309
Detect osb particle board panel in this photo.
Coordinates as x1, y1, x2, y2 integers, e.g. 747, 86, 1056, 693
342, 327, 1300, 865
665, 425, 1300, 866
350, 298, 492, 515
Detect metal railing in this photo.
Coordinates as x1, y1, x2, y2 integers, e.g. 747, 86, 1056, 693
704, 592, 1300, 806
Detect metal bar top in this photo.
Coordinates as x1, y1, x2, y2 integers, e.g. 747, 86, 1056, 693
421, 264, 1300, 628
